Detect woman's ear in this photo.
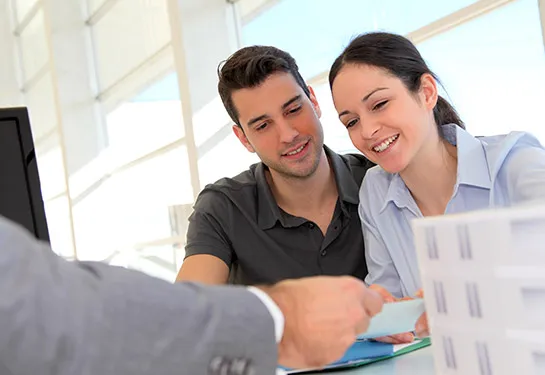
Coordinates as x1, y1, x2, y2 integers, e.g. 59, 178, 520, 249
419, 73, 438, 111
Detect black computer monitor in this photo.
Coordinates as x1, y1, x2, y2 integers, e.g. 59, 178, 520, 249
0, 107, 50, 241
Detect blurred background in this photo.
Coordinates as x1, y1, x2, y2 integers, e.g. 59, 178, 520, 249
0, 0, 544, 281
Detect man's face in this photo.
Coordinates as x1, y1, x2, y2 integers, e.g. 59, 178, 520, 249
231, 72, 324, 179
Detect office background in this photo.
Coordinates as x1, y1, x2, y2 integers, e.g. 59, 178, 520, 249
0, 0, 544, 281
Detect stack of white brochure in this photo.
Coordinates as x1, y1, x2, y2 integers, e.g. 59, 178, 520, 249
412, 204, 545, 375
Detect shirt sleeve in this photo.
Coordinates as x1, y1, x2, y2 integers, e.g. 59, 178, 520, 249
500, 140, 545, 204
359, 182, 404, 299
185, 192, 235, 267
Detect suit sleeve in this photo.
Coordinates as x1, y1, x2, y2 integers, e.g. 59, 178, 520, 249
0, 217, 277, 375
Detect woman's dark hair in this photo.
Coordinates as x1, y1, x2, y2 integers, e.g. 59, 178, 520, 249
329, 32, 464, 133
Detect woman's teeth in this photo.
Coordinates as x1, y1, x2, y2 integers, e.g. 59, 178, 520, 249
373, 135, 399, 153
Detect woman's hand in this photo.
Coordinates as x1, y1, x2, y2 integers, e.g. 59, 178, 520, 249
367, 284, 415, 344
414, 289, 429, 338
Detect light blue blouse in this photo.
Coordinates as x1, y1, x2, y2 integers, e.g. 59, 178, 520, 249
360, 124, 545, 298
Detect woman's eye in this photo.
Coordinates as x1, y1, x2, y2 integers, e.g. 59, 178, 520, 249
346, 119, 358, 129
373, 100, 388, 111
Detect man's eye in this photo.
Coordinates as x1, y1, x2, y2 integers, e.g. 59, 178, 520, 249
287, 106, 302, 114
373, 100, 388, 111
256, 122, 268, 131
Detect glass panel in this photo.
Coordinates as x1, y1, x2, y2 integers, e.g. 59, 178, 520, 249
313, 80, 360, 154
418, 0, 545, 142
86, 0, 108, 16
19, 8, 48, 82
35, 133, 67, 200
106, 72, 184, 165
192, 96, 233, 148
26, 71, 58, 141
107, 244, 183, 282
13, 0, 38, 22
242, 0, 477, 79
92, 0, 171, 90
44, 194, 74, 258
72, 145, 194, 262
198, 131, 260, 186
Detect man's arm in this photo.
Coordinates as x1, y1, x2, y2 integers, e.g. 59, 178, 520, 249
0, 216, 384, 373
176, 254, 229, 284
0, 217, 277, 375
177, 196, 234, 284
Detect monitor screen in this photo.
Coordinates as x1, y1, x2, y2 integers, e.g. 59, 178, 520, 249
0, 107, 50, 241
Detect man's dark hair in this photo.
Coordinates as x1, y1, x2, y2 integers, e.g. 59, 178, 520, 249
218, 46, 310, 126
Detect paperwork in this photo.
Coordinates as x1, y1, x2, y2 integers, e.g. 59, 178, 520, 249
358, 298, 426, 339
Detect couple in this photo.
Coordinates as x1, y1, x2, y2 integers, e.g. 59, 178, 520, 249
177, 30, 545, 341
1, 31, 544, 375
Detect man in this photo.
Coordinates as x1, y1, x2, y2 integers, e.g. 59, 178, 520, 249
176, 46, 374, 285
0, 216, 383, 374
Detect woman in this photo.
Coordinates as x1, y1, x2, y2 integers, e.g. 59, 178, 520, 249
329, 32, 545, 340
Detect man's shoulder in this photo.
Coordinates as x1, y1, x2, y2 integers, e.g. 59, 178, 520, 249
335, 150, 375, 185
338, 151, 375, 169
193, 164, 261, 212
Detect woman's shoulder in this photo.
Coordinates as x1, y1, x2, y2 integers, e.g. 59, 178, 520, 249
479, 131, 544, 172
359, 165, 398, 206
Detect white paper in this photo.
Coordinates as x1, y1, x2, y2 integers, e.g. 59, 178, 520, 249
358, 299, 425, 339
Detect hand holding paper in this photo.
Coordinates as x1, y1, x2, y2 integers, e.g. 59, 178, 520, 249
357, 297, 426, 341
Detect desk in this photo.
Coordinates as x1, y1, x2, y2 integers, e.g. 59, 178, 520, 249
304, 346, 435, 375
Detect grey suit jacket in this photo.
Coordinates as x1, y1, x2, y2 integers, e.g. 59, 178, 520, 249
0, 216, 277, 375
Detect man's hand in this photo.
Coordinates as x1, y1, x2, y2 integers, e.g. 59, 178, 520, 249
262, 276, 383, 369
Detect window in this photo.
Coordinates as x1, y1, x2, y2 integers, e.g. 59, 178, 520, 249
105, 72, 184, 165
18, 7, 48, 82
44, 194, 74, 258
92, 0, 171, 91
417, 0, 545, 142
242, 0, 478, 79
312, 81, 361, 154
198, 130, 259, 186
72, 145, 194, 262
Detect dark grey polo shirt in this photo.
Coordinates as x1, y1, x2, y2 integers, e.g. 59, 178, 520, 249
185, 146, 375, 285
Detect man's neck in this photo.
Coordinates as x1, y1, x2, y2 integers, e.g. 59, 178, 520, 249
400, 139, 458, 216
267, 149, 338, 215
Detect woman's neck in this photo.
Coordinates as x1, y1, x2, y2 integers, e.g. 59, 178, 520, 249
400, 139, 458, 217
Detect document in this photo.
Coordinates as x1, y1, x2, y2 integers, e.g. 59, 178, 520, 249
358, 299, 425, 339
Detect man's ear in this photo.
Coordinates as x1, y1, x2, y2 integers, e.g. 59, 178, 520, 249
307, 85, 322, 118
419, 73, 438, 111
232, 124, 255, 153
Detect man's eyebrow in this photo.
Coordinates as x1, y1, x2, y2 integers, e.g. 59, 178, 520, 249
338, 87, 388, 118
246, 95, 302, 127
281, 95, 302, 110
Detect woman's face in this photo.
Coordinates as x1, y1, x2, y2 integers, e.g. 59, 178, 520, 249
331, 64, 438, 174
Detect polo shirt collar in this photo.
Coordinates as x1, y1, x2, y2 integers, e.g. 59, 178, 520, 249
256, 145, 359, 230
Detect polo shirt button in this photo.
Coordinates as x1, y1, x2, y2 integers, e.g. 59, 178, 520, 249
321, 250, 327, 256
308, 223, 315, 229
